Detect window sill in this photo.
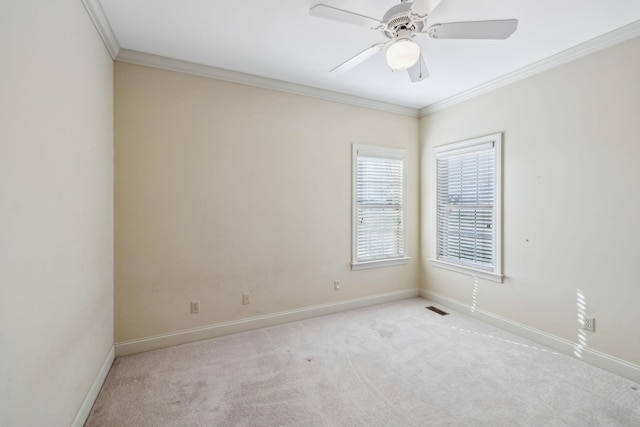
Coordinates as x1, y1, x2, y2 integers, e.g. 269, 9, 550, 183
430, 259, 503, 283
352, 257, 411, 271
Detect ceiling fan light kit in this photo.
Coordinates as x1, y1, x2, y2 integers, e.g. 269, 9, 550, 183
386, 38, 421, 71
310, 0, 518, 82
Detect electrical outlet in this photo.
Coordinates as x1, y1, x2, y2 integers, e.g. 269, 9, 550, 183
334, 280, 340, 291
242, 292, 250, 305
583, 317, 595, 331
191, 301, 200, 314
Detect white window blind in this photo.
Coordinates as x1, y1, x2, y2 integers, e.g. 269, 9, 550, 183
433, 134, 502, 279
352, 145, 408, 269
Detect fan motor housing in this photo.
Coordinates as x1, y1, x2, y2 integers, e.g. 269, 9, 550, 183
381, 3, 425, 39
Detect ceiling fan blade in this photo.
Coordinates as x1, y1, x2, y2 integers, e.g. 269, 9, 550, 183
426, 19, 518, 40
410, 0, 443, 20
330, 42, 389, 74
310, 4, 382, 29
407, 54, 429, 82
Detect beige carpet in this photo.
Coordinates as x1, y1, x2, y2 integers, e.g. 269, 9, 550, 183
86, 298, 640, 426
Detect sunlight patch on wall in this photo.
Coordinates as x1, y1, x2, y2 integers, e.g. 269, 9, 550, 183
574, 289, 588, 359
471, 277, 479, 313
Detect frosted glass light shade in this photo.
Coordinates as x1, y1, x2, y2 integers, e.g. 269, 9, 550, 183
385, 39, 420, 71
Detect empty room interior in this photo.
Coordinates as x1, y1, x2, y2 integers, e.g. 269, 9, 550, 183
3, 0, 640, 426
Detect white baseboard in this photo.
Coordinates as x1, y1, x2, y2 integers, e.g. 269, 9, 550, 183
116, 289, 420, 357
71, 345, 115, 427
421, 289, 640, 384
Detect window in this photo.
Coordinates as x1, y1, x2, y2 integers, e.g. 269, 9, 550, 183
432, 133, 502, 282
352, 144, 409, 270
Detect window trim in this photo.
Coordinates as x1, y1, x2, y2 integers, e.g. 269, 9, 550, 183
430, 133, 503, 283
352, 144, 410, 270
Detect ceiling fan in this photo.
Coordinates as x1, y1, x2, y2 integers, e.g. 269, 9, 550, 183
309, 0, 518, 82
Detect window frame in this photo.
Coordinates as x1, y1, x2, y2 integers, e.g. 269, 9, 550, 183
352, 144, 410, 270
431, 133, 503, 283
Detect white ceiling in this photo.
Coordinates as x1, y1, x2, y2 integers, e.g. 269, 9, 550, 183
99, 0, 640, 110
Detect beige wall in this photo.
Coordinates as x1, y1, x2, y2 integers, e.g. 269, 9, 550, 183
0, 1, 114, 426
114, 62, 419, 343
420, 38, 640, 366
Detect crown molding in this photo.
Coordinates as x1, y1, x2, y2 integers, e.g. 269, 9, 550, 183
84, 1, 638, 118
81, 0, 120, 59
115, 49, 419, 117
420, 19, 640, 116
